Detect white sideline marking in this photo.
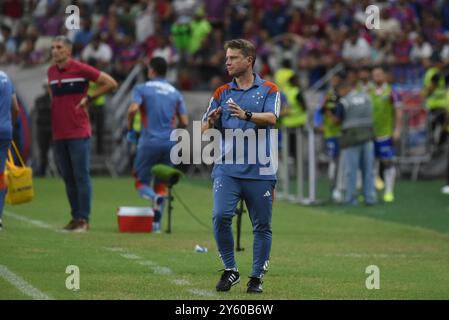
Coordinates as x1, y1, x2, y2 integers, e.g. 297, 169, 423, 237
119, 253, 141, 260
0, 265, 52, 300
5, 211, 53, 229
137, 260, 156, 267
172, 279, 191, 286
187, 288, 216, 297
4, 212, 212, 298
152, 266, 173, 275
103, 247, 126, 253
325, 253, 419, 258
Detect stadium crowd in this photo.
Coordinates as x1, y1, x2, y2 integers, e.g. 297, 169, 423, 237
0, 0, 448, 89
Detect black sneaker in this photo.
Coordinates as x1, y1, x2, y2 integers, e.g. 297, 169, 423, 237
216, 269, 240, 292
0, 219, 3, 231
247, 277, 263, 293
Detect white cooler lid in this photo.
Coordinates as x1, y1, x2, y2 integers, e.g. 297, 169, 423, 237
117, 207, 154, 217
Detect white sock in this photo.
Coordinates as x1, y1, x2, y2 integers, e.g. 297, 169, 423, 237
384, 166, 396, 194
336, 157, 345, 191
328, 161, 336, 181
356, 170, 362, 190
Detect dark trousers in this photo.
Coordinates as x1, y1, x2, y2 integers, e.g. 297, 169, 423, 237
53, 138, 92, 222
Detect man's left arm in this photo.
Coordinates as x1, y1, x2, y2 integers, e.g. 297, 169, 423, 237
228, 90, 279, 126
78, 71, 118, 109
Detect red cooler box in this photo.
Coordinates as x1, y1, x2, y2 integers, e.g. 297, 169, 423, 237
117, 207, 154, 233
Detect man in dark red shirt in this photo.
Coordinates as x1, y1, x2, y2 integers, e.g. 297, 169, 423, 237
47, 36, 117, 232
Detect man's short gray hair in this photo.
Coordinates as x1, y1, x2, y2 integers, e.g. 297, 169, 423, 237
52, 35, 73, 48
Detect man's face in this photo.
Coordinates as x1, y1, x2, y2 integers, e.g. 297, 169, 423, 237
51, 41, 71, 64
225, 48, 252, 77
359, 70, 370, 83
372, 69, 385, 84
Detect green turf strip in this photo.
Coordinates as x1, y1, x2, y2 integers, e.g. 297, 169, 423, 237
1, 177, 449, 299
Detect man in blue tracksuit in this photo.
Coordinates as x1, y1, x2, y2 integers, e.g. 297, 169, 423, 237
127, 57, 188, 232
0, 70, 19, 231
201, 39, 280, 293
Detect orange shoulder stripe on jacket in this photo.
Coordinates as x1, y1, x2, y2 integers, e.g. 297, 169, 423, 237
263, 81, 279, 94
213, 84, 231, 101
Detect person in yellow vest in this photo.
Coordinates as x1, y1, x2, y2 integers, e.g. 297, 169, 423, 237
274, 59, 294, 93
370, 66, 402, 203
423, 54, 447, 149
280, 74, 307, 128
278, 73, 307, 172
87, 79, 106, 154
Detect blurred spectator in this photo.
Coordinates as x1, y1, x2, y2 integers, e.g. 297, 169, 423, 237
440, 38, 449, 64
442, 0, 449, 32
152, 36, 179, 84
226, 1, 250, 39
73, 18, 94, 57
171, 16, 191, 60
117, 1, 136, 36
173, 0, 200, 18
114, 34, 141, 82
81, 33, 113, 71
189, 30, 224, 89
261, 0, 289, 37
41, 2, 63, 36
375, 8, 401, 40
34, 81, 52, 176
410, 34, 433, 63
87, 59, 107, 155
155, 0, 174, 35
0, 24, 17, 63
205, 0, 229, 26
388, 0, 418, 26
188, 8, 212, 55
370, 38, 393, 66
134, 0, 155, 44
342, 29, 371, 66
392, 32, 412, 64
325, 0, 353, 30
2, 0, 24, 30
288, 9, 305, 36
271, 33, 303, 73
274, 59, 294, 92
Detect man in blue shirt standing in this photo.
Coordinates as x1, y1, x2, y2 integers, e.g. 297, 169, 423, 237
127, 57, 188, 232
201, 39, 280, 293
0, 70, 19, 231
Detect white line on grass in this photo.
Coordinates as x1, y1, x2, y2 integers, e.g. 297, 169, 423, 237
119, 253, 141, 260
5, 211, 53, 229
4, 212, 216, 298
171, 279, 192, 286
325, 253, 421, 258
187, 288, 216, 297
137, 260, 156, 266
0, 265, 52, 300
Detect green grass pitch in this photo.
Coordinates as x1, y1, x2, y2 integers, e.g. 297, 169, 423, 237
1, 176, 449, 299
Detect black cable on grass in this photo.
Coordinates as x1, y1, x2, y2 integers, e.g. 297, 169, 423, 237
172, 188, 211, 230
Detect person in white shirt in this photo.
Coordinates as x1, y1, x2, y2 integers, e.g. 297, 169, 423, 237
81, 33, 113, 71
342, 30, 371, 65
410, 34, 433, 63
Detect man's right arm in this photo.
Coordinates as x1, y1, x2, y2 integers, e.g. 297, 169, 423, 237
201, 95, 221, 133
